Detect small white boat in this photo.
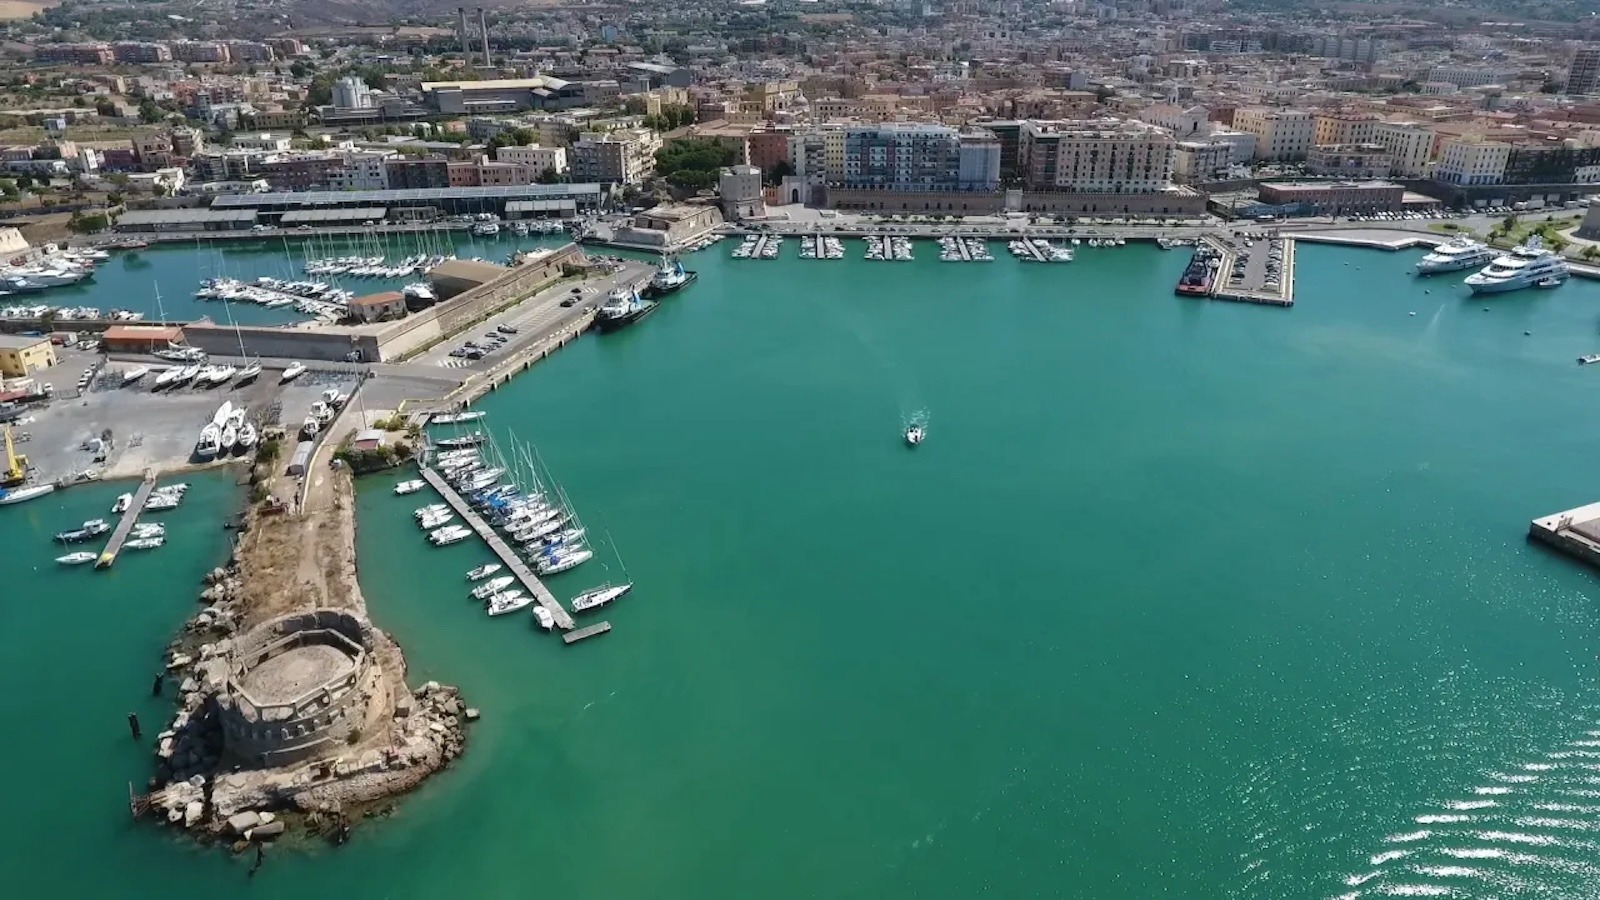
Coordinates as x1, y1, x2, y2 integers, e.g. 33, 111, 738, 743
414, 503, 448, 518
121, 366, 149, 387
904, 424, 925, 446
486, 590, 532, 616
219, 424, 238, 454
300, 417, 320, 440
532, 605, 555, 630
431, 410, 486, 425
470, 575, 516, 600
236, 362, 262, 383
125, 536, 165, 550
237, 421, 258, 451
467, 563, 503, 581
430, 525, 472, 545
1579, 354, 1600, 365
394, 479, 425, 495
131, 523, 165, 538
418, 511, 455, 529
143, 493, 180, 511
153, 367, 184, 389
111, 492, 132, 514
56, 551, 97, 565
571, 582, 632, 613
280, 362, 307, 383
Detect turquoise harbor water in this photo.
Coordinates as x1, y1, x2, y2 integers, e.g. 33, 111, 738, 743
6, 240, 1600, 898
9, 229, 571, 325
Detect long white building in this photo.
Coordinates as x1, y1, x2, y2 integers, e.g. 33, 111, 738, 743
1019, 119, 1176, 193
1232, 108, 1314, 161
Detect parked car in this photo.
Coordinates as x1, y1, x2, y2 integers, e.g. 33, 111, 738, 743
497, 324, 518, 334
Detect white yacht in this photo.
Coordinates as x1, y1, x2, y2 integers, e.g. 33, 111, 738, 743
394, 479, 425, 495
467, 563, 503, 581
571, 583, 632, 613
194, 423, 222, 460
430, 524, 472, 546
56, 551, 97, 565
1415, 237, 1496, 275
111, 492, 132, 514
486, 590, 532, 616
120, 366, 149, 387
280, 362, 307, 383
126, 536, 165, 550
535, 546, 592, 575
1464, 238, 1570, 294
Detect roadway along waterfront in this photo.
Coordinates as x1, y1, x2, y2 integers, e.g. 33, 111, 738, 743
5, 241, 1600, 899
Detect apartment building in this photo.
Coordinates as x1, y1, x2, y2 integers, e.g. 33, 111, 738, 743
1137, 104, 1210, 139
840, 123, 962, 191
571, 128, 658, 185
748, 127, 795, 174
328, 152, 393, 191
1569, 46, 1600, 96
1312, 112, 1379, 147
1434, 138, 1510, 185
1233, 108, 1313, 161
1019, 119, 1175, 193
385, 158, 451, 190
34, 43, 114, 66
1207, 129, 1257, 165
957, 130, 1002, 192
1172, 140, 1233, 182
495, 145, 569, 176
171, 41, 230, 64
1426, 66, 1513, 89
112, 42, 172, 64
1306, 144, 1394, 179
1371, 121, 1435, 177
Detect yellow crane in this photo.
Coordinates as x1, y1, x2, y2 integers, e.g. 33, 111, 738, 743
2, 425, 27, 487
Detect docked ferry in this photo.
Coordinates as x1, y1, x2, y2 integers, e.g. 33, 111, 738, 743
1174, 247, 1219, 296
641, 256, 698, 299
594, 285, 658, 333
1415, 237, 1495, 275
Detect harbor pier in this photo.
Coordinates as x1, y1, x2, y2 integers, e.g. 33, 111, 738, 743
97, 472, 157, 569
1528, 501, 1600, 569
417, 465, 577, 632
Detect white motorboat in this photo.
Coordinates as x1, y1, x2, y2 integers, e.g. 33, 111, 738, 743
402, 282, 436, 304
431, 410, 486, 425
414, 503, 449, 518
0, 484, 54, 505
434, 432, 484, 449
219, 424, 238, 455
467, 563, 503, 581
237, 422, 258, 452
111, 492, 132, 514
394, 479, 425, 495
418, 511, 455, 529
131, 523, 165, 538
121, 366, 149, 386
125, 536, 165, 550
55, 518, 110, 543
300, 417, 320, 440
153, 367, 185, 389
470, 575, 516, 600
56, 551, 97, 565
195, 423, 222, 460
280, 362, 307, 383
1415, 237, 1495, 275
905, 424, 925, 446
532, 605, 555, 630
1464, 237, 1570, 294
571, 582, 632, 613
144, 494, 180, 511
486, 590, 532, 616
430, 524, 472, 545
535, 547, 592, 575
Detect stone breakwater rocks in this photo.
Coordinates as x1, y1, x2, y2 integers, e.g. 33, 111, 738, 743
142, 557, 473, 845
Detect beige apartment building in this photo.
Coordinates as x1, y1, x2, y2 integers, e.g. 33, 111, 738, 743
1313, 112, 1379, 146
1371, 121, 1435, 177
1019, 119, 1176, 192
1233, 108, 1314, 161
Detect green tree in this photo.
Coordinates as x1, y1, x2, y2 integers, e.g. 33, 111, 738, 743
106, 192, 124, 207
0, 179, 15, 201
289, 60, 313, 79
536, 166, 562, 184
94, 98, 116, 117
138, 98, 163, 124
764, 159, 794, 186
13, 173, 33, 191
68, 212, 109, 233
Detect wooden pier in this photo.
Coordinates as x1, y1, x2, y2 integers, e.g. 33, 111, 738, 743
97, 472, 157, 569
418, 465, 577, 632
563, 622, 612, 645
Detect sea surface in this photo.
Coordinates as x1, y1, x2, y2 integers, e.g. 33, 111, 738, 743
4, 239, 1600, 899
8, 229, 571, 326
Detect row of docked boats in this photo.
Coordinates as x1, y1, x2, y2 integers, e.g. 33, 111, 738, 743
1414, 236, 1570, 293
303, 254, 452, 278
866, 235, 915, 261
149, 362, 263, 392
799, 236, 846, 260
54, 486, 180, 564
1, 247, 104, 295
1, 304, 144, 322
593, 256, 699, 333
1007, 238, 1075, 263
428, 422, 634, 625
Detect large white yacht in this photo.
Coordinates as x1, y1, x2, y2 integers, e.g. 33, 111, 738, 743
1464, 238, 1570, 294
1415, 237, 1495, 275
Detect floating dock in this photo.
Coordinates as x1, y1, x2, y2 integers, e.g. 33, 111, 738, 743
563, 622, 612, 645
418, 465, 577, 632
97, 472, 157, 569
1529, 501, 1600, 569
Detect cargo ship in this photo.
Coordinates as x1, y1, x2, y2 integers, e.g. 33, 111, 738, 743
1174, 247, 1220, 297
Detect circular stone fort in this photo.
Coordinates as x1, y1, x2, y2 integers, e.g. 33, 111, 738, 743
217, 609, 390, 769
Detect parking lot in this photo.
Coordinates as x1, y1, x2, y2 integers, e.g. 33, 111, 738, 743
1219, 232, 1288, 294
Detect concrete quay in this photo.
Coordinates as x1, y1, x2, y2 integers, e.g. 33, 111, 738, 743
1528, 501, 1600, 569
1196, 235, 1296, 307
417, 465, 578, 633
